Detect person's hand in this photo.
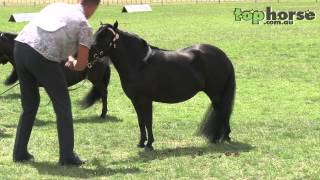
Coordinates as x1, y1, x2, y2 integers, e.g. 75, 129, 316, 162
65, 45, 89, 71
65, 61, 74, 70
65, 56, 76, 70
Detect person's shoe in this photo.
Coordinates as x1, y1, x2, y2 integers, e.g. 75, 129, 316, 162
13, 152, 34, 162
59, 153, 85, 166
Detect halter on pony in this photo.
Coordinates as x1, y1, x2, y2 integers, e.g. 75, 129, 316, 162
92, 22, 153, 63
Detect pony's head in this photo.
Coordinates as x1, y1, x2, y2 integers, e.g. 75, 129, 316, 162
0, 32, 15, 65
92, 21, 119, 58
92, 21, 150, 63
0, 33, 10, 64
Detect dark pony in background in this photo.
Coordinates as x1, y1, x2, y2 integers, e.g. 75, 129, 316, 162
0, 32, 17, 85
92, 22, 236, 150
0, 31, 110, 119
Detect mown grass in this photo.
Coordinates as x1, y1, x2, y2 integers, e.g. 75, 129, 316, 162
0, 2, 320, 179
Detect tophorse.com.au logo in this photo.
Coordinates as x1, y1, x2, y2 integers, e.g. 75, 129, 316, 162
234, 7, 316, 25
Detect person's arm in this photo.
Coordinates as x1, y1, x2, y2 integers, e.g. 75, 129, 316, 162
65, 19, 93, 71
65, 44, 89, 71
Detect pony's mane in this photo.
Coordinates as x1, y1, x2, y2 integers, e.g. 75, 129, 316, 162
149, 45, 170, 51
119, 30, 170, 51
96, 24, 170, 52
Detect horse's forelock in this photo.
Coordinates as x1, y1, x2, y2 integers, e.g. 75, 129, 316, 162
95, 24, 114, 38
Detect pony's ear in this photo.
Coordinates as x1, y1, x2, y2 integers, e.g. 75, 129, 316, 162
142, 39, 148, 47
0, 33, 5, 41
114, 21, 118, 29
100, 21, 103, 26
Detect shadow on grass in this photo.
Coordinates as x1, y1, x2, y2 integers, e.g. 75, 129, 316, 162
1, 123, 17, 129
112, 141, 254, 164
29, 158, 140, 178
0, 93, 20, 99
32, 115, 122, 127
0, 129, 12, 138
74, 115, 122, 124
1, 115, 121, 130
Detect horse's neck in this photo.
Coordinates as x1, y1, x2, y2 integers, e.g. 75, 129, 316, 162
109, 33, 152, 79
5, 34, 16, 56
109, 54, 131, 79
109, 48, 141, 81
0, 41, 14, 63
149, 45, 169, 52
6, 44, 14, 61
8, 33, 17, 40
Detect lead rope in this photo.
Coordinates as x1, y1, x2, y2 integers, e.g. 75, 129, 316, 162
46, 54, 96, 106
0, 82, 52, 107
0, 82, 19, 96
43, 79, 88, 106
0, 79, 87, 106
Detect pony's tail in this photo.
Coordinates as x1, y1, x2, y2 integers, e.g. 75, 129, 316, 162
4, 70, 18, 86
199, 70, 236, 143
80, 86, 101, 108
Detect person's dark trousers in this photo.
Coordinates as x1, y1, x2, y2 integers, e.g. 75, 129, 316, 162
13, 41, 74, 161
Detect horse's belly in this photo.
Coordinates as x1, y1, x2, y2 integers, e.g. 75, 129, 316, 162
153, 91, 199, 103
141, 67, 204, 103
62, 66, 86, 86
151, 82, 203, 103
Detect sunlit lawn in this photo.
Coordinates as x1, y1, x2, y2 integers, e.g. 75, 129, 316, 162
0, 2, 319, 179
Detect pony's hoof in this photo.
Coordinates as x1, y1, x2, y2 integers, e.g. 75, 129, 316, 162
137, 143, 145, 148
13, 152, 34, 163
209, 137, 220, 144
100, 114, 107, 119
222, 136, 231, 143
144, 146, 154, 151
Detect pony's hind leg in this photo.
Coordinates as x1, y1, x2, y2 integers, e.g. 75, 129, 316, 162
200, 97, 231, 143
202, 74, 235, 143
212, 102, 232, 142
99, 66, 111, 119
96, 84, 107, 119
199, 103, 217, 142
131, 98, 153, 150
85, 83, 107, 119
100, 90, 107, 119
86, 64, 110, 119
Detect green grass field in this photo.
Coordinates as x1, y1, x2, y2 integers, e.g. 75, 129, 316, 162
0, 2, 320, 179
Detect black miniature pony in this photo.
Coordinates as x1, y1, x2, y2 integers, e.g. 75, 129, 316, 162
0, 31, 110, 118
92, 22, 236, 150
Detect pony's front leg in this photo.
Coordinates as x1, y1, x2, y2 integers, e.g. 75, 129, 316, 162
132, 98, 152, 150
145, 106, 154, 151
